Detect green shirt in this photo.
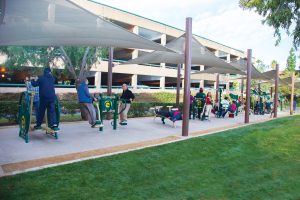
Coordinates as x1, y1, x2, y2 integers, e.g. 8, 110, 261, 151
195, 92, 206, 99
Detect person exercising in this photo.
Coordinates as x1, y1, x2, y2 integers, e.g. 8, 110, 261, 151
195, 87, 206, 119
78, 79, 102, 128
119, 83, 135, 125
25, 76, 39, 119
31, 67, 59, 131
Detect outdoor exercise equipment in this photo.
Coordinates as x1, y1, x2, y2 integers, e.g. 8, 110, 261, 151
96, 94, 128, 131
153, 106, 182, 127
192, 97, 205, 120
18, 91, 60, 143
251, 89, 266, 115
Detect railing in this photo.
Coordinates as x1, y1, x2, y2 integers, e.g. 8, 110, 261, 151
101, 58, 177, 69
0, 83, 96, 88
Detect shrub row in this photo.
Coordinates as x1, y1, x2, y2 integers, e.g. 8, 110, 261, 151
0, 101, 182, 125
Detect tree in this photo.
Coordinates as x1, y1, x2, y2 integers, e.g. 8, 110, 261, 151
255, 59, 269, 72
286, 47, 296, 72
239, 0, 300, 49
271, 60, 278, 69
0, 46, 108, 87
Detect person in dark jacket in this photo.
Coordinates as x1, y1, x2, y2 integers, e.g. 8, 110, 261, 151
78, 79, 102, 128
119, 83, 135, 124
31, 67, 58, 130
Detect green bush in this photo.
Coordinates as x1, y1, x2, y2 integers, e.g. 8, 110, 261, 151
60, 101, 80, 115
0, 101, 19, 123
0, 100, 183, 125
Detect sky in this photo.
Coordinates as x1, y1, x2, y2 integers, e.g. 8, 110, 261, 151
93, 0, 299, 70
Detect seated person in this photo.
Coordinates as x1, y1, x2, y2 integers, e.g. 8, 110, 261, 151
78, 79, 102, 128
212, 100, 219, 114
221, 96, 230, 117
229, 100, 237, 113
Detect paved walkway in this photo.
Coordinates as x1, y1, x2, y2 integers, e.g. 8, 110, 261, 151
0, 111, 290, 176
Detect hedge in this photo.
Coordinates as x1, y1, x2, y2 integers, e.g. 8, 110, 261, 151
0, 100, 182, 125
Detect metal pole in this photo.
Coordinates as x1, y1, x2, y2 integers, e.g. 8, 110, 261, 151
176, 64, 181, 108
215, 73, 220, 102
270, 87, 273, 98
241, 78, 244, 100
290, 71, 295, 115
274, 64, 279, 118
107, 47, 114, 96
182, 17, 192, 137
245, 49, 252, 124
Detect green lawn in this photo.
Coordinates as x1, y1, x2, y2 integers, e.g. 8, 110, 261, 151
1, 116, 300, 200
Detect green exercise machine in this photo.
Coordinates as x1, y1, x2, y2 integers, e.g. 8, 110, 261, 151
95, 94, 127, 131
18, 91, 60, 143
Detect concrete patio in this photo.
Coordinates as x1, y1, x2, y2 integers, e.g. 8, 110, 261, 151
0, 111, 290, 176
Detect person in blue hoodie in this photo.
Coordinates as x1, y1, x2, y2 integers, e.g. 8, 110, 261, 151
31, 67, 59, 131
78, 79, 101, 128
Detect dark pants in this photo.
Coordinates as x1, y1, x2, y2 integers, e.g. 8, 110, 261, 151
37, 99, 56, 127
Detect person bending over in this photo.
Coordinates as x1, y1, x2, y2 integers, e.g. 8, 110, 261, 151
119, 84, 135, 125
78, 79, 101, 128
31, 67, 59, 131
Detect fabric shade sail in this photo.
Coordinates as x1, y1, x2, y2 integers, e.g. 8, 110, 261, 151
229, 60, 271, 80
123, 34, 239, 70
192, 67, 245, 76
280, 76, 300, 85
0, 0, 170, 51
258, 70, 290, 86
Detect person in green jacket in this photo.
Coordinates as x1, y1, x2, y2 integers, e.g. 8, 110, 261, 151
195, 88, 206, 119
195, 88, 206, 99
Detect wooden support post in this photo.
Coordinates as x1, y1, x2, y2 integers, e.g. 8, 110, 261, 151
241, 78, 244, 100
215, 73, 220, 102
245, 49, 252, 124
290, 71, 295, 115
176, 64, 181, 108
274, 64, 279, 118
107, 47, 114, 96
182, 18, 192, 137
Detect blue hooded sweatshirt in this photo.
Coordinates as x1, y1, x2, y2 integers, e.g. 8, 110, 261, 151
78, 82, 93, 103
31, 67, 56, 102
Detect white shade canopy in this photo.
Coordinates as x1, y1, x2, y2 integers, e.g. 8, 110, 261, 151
0, 0, 170, 51
191, 67, 246, 76
280, 76, 300, 85
258, 70, 290, 86
229, 60, 271, 80
124, 34, 240, 70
